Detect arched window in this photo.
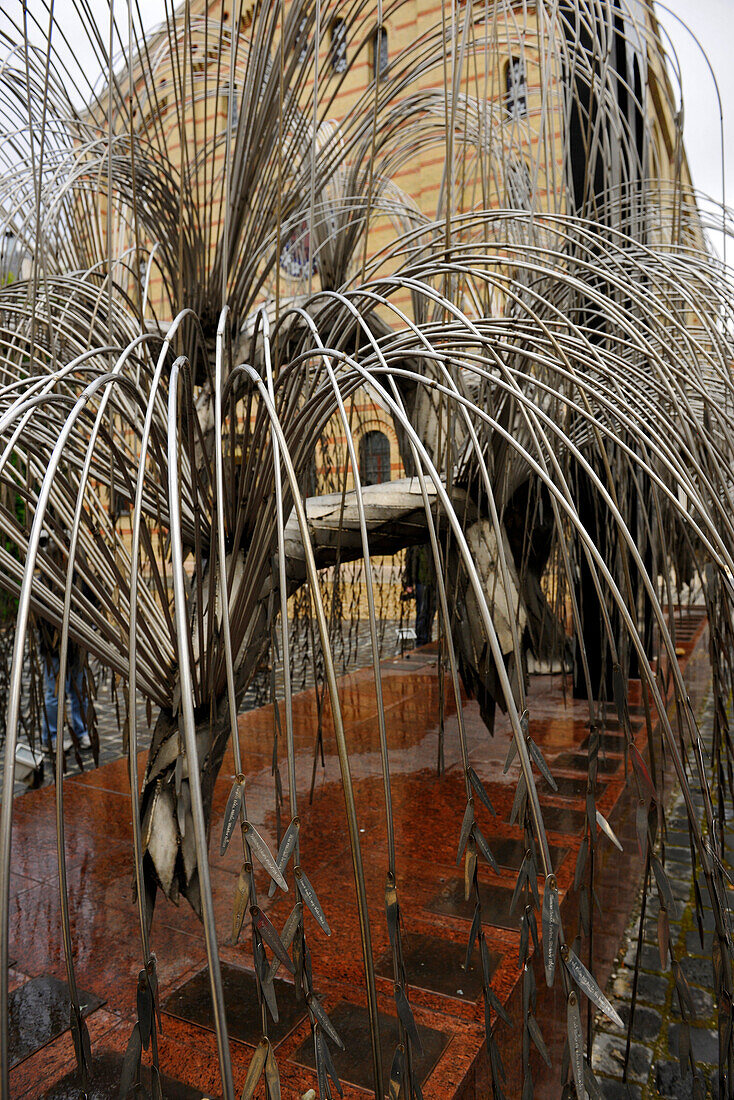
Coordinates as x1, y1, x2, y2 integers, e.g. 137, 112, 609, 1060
373, 27, 389, 78
331, 18, 348, 73
359, 431, 391, 486
504, 56, 527, 118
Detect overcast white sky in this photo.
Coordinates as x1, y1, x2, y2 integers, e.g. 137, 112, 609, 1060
659, 0, 733, 258
2, 0, 733, 254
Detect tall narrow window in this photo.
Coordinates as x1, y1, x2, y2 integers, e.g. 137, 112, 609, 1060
331, 18, 348, 73
373, 27, 388, 78
359, 431, 391, 486
296, 16, 308, 64
506, 159, 532, 210
505, 56, 527, 118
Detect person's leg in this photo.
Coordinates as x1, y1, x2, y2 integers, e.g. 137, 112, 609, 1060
415, 582, 427, 645
67, 662, 91, 748
42, 655, 59, 749
424, 584, 437, 645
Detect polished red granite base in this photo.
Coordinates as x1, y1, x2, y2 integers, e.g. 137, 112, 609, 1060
7, 610, 709, 1098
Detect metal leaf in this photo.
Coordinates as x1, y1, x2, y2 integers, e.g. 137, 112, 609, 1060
473, 824, 499, 873
308, 995, 344, 1050
146, 955, 162, 1033
480, 931, 492, 991
528, 738, 557, 791
464, 902, 481, 972
264, 1043, 282, 1100
566, 991, 584, 1100
574, 836, 588, 891
151, 1065, 163, 1100
678, 1021, 691, 1075
318, 1029, 344, 1097
220, 776, 245, 855
630, 743, 657, 801
526, 1014, 551, 1068
69, 1004, 91, 1080
244, 821, 288, 891
240, 1037, 268, 1100
519, 909, 529, 966
261, 971, 279, 1024
268, 816, 300, 898
456, 799, 475, 864
503, 737, 518, 774
522, 961, 536, 1018
314, 1028, 331, 1100
486, 982, 512, 1027
119, 1022, 142, 1100
232, 862, 252, 945
293, 921, 305, 1001
176, 779, 190, 838
268, 904, 302, 983
464, 836, 477, 901
394, 985, 422, 1054
296, 866, 331, 935
612, 663, 629, 730
542, 877, 560, 988
69, 1005, 83, 1074
522, 1069, 534, 1100
651, 854, 677, 918
468, 766, 495, 815
563, 947, 624, 1028
510, 853, 531, 915
385, 876, 399, 951
509, 774, 527, 826
595, 809, 622, 852
583, 1060, 602, 1100
136, 968, 153, 1050
658, 907, 670, 970
635, 799, 649, 860
389, 1043, 405, 1100
251, 906, 294, 973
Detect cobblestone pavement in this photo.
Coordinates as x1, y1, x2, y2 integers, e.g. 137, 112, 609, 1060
592, 690, 724, 1098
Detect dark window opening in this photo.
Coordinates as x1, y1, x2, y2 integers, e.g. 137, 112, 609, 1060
359, 431, 391, 486
504, 56, 527, 118
331, 18, 348, 73
296, 16, 308, 64
506, 159, 532, 210
373, 27, 389, 78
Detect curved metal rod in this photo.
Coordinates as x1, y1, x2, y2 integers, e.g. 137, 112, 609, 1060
167, 353, 235, 1100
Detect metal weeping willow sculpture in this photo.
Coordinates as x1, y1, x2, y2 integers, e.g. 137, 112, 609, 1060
0, 0, 733, 1096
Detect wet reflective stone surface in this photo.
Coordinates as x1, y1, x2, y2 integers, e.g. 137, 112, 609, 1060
375, 931, 493, 1000
292, 1000, 450, 1091
163, 963, 306, 1046
488, 836, 568, 871
9, 975, 103, 1068
536, 805, 587, 834
9, 609, 709, 1098
540, 775, 605, 799
40, 1052, 205, 1098
554, 751, 623, 776
426, 878, 525, 929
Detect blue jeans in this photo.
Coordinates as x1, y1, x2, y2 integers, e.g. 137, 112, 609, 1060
42, 655, 87, 747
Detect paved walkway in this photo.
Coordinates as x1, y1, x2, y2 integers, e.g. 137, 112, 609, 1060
5, 607, 721, 1098
592, 689, 722, 1098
